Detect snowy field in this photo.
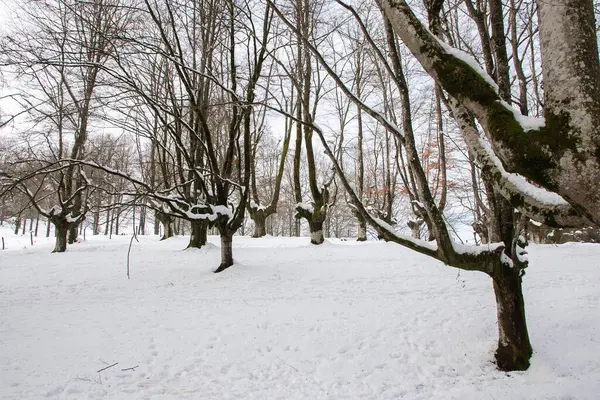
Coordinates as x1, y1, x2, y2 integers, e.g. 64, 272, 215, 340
1, 229, 599, 399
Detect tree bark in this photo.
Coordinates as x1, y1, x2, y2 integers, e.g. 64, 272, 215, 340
309, 219, 324, 245
493, 266, 533, 371
214, 233, 234, 273
52, 220, 69, 253
154, 210, 160, 235
157, 212, 174, 240
252, 212, 267, 238
138, 206, 146, 235
357, 213, 367, 241
68, 224, 78, 244
188, 220, 208, 248
93, 211, 100, 235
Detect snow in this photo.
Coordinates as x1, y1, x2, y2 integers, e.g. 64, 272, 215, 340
436, 39, 499, 92
249, 200, 266, 212
410, 200, 424, 209
296, 201, 314, 214
1, 231, 600, 399
477, 135, 569, 206
450, 241, 503, 255
372, 217, 438, 252
435, 39, 546, 133
499, 100, 546, 132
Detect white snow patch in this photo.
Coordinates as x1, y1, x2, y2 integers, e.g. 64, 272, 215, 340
478, 136, 569, 206
1, 235, 599, 399
436, 39, 499, 92
451, 241, 504, 255
296, 202, 314, 214
499, 100, 546, 132
372, 217, 438, 252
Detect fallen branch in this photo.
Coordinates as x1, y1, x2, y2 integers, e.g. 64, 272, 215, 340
121, 365, 139, 371
96, 362, 118, 373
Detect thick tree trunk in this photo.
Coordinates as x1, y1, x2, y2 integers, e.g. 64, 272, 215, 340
68, 224, 78, 244
158, 213, 174, 240
46, 217, 51, 237
309, 220, 324, 245
188, 220, 208, 249
357, 214, 367, 241
493, 267, 533, 371
252, 213, 267, 238
214, 233, 234, 273
53, 220, 69, 253
14, 217, 20, 235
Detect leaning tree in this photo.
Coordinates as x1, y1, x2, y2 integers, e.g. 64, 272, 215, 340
270, 0, 600, 371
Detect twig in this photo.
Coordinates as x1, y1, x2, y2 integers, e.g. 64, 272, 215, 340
96, 362, 118, 373
275, 355, 298, 372
121, 365, 139, 371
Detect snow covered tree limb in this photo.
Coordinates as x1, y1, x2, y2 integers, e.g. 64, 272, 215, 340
446, 97, 592, 228
379, 0, 600, 225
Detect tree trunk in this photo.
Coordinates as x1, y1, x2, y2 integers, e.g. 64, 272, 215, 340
14, 217, 20, 235
53, 220, 68, 253
34, 214, 39, 237
138, 206, 146, 235
214, 233, 234, 273
154, 211, 160, 235
408, 219, 422, 239
68, 224, 78, 244
357, 213, 367, 241
252, 213, 267, 238
46, 217, 51, 237
115, 211, 120, 235
160, 214, 174, 240
93, 211, 100, 235
309, 219, 324, 245
105, 209, 111, 236
493, 267, 533, 371
188, 220, 208, 248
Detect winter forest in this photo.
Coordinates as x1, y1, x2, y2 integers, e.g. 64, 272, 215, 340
1, 0, 600, 398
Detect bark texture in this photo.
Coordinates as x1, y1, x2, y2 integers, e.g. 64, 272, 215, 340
493, 267, 532, 371
188, 220, 208, 249
214, 233, 234, 273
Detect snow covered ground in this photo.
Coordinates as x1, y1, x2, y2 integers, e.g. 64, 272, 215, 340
1, 229, 599, 399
